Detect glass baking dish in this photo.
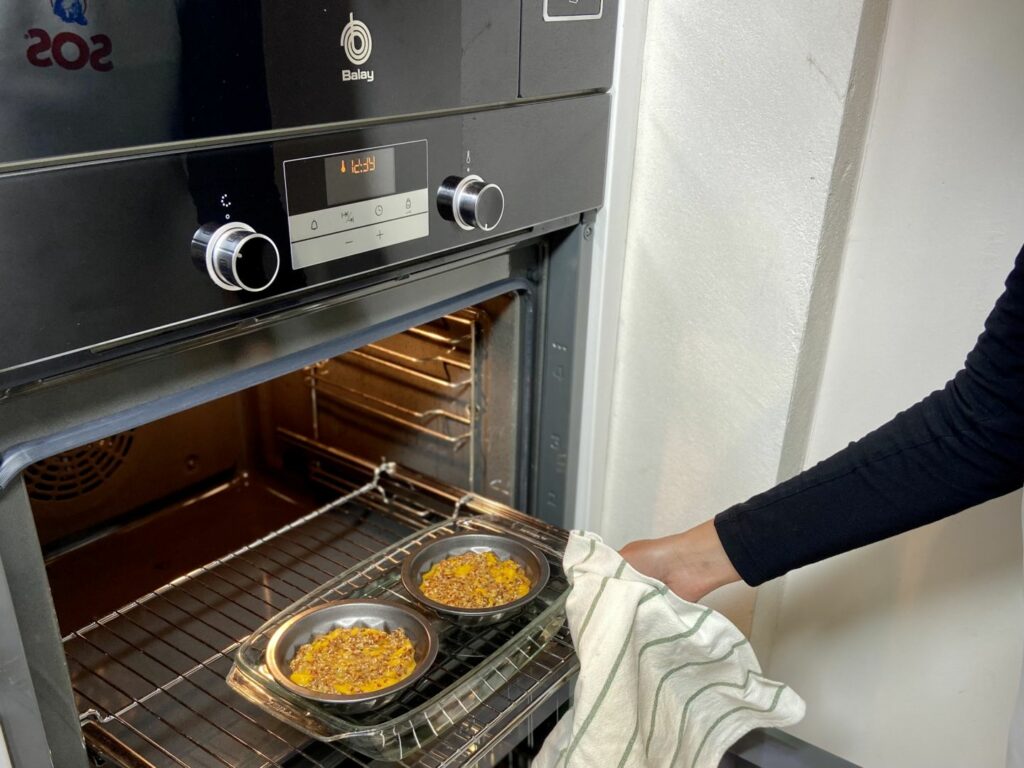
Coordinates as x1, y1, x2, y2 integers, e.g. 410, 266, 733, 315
227, 513, 570, 761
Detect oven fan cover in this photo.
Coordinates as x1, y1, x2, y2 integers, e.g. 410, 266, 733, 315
23, 432, 136, 502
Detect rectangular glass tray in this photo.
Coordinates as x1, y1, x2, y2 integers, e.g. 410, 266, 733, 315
227, 513, 570, 761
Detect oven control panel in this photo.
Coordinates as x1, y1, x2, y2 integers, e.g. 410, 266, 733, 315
283, 141, 429, 271
0, 95, 608, 387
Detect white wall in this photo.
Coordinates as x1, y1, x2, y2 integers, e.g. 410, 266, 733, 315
576, 0, 647, 536
593, 1, 871, 629
764, 1, 1024, 765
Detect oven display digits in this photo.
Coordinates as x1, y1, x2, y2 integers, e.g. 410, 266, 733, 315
324, 147, 396, 206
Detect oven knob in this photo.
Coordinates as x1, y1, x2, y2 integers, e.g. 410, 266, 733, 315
437, 175, 505, 232
191, 222, 280, 292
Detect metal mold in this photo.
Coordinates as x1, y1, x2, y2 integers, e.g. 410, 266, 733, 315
401, 532, 551, 626
265, 599, 438, 711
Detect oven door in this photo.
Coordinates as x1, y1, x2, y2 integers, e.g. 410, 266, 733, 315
0, 225, 593, 768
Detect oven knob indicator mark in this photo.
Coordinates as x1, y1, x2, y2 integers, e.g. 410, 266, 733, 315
436, 175, 504, 232
191, 222, 281, 292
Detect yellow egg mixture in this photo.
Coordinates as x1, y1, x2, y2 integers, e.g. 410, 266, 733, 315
420, 550, 532, 609
288, 626, 416, 695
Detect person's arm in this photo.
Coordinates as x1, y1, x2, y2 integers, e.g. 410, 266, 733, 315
620, 521, 740, 601
624, 244, 1024, 596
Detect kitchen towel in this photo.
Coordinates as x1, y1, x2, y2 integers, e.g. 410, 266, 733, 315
533, 531, 805, 768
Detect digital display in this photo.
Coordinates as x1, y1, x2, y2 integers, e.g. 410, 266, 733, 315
324, 146, 396, 206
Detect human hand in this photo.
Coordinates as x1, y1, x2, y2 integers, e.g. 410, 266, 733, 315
619, 520, 741, 602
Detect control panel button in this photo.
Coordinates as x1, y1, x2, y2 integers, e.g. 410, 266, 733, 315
437, 175, 505, 232
287, 189, 429, 245
290, 213, 429, 270
191, 222, 281, 292
544, 0, 604, 20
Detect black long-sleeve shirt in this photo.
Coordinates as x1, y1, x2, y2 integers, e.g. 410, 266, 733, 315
714, 244, 1024, 586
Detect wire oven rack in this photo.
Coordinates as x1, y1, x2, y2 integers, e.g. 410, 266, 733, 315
65, 447, 577, 768
307, 309, 482, 451
228, 514, 568, 759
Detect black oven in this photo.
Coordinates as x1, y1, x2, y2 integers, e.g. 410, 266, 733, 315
0, 2, 616, 766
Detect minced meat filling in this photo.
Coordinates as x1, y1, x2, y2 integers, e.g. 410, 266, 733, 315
288, 626, 416, 695
419, 550, 532, 609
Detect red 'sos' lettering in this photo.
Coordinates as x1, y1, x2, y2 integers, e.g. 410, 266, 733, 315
25, 28, 52, 67
52, 31, 89, 70
89, 34, 113, 71
24, 29, 113, 71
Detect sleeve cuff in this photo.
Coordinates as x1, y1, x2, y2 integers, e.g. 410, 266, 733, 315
714, 507, 771, 587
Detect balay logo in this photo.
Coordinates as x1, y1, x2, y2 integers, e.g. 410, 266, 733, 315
340, 12, 373, 83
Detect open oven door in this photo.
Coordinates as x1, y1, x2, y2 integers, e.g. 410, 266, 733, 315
0, 225, 593, 768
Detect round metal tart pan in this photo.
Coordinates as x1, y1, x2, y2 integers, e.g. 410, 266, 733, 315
400, 532, 550, 626
265, 599, 438, 711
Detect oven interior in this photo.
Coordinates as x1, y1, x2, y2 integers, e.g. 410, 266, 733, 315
23, 293, 572, 767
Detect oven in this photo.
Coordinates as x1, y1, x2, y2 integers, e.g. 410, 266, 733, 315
0, 2, 616, 766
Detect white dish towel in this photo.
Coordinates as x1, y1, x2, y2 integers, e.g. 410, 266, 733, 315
533, 531, 805, 768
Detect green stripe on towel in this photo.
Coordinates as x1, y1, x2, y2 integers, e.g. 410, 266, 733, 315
642, 638, 748, 757
556, 584, 665, 768
688, 682, 786, 768
575, 560, 626, 645
667, 669, 776, 768
614, 607, 716, 768
566, 537, 597, 582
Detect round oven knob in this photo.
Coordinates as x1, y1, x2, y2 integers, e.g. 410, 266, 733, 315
191, 222, 280, 292
437, 175, 505, 232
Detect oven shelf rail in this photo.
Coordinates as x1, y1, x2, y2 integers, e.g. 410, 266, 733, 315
306, 309, 483, 457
